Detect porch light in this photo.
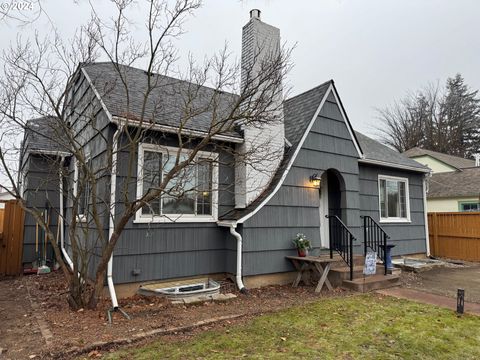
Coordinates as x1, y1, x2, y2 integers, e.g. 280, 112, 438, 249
309, 173, 321, 187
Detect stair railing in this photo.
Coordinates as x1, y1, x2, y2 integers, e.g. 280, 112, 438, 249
362, 215, 390, 275
326, 215, 356, 280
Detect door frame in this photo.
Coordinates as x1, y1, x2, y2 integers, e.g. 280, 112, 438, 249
319, 172, 329, 248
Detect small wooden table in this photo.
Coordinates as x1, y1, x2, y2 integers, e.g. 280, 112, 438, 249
285, 256, 336, 293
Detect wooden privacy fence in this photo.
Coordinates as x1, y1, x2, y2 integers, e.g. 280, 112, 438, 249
428, 212, 480, 261
0, 200, 25, 276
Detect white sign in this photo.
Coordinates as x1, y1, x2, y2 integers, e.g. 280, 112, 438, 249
363, 251, 377, 275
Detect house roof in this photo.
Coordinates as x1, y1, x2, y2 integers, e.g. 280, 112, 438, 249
284, 81, 333, 147
428, 167, 480, 199
23, 116, 69, 155
82, 62, 243, 140
356, 133, 428, 171
403, 147, 475, 170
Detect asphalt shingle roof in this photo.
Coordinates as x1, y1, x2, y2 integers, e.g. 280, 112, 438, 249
403, 147, 475, 170
428, 167, 480, 198
82, 63, 242, 139
355, 132, 428, 171
23, 116, 68, 154
284, 81, 332, 146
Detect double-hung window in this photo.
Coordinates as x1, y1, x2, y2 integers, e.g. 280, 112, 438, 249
378, 175, 410, 222
136, 143, 218, 223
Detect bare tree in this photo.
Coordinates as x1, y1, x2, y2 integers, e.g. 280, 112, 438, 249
377, 74, 480, 157
0, 0, 292, 310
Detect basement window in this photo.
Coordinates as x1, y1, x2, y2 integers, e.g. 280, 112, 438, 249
135, 143, 218, 223
378, 175, 410, 223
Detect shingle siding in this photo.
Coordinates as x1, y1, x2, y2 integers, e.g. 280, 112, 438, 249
358, 164, 427, 256
110, 131, 237, 284
22, 155, 61, 264
63, 69, 112, 280
241, 94, 362, 276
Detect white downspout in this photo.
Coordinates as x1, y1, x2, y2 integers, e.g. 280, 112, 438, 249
229, 224, 247, 293
422, 173, 431, 257
59, 155, 74, 269
107, 125, 123, 309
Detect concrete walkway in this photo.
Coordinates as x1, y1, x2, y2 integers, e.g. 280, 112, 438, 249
406, 264, 480, 303
377, 287, 480, 315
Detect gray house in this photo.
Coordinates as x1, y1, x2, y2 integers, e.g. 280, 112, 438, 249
21, 10, 429, 301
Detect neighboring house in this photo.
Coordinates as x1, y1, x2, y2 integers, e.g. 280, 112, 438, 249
403, 147, 480, 212
403, 147, 475, 173
21, 10, 429, 297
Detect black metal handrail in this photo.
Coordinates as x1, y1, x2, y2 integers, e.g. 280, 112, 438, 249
326, 215, 356, 280
362, 215, 390, 275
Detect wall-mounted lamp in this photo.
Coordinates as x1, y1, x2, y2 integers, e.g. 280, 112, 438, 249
309, 173, 321, 187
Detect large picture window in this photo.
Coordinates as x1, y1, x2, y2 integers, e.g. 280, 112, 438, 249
136, 144, 218, 223
378, 175, 410, 222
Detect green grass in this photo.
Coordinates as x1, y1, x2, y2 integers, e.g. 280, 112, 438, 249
105, 294, 480, 359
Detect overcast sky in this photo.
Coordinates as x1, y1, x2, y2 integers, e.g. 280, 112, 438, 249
1, 0, 479, 138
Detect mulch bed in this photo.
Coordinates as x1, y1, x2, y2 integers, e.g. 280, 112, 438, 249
22, 271, 351, 359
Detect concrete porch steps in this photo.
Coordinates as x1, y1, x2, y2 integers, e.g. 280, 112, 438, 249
342, 274, 400, 293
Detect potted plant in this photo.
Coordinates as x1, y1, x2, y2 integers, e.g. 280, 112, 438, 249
293, 233, 311, 257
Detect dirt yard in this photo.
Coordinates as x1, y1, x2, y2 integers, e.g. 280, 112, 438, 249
0, 277, 47, 359
0, 272, 351, 359
400, 260, 480, 303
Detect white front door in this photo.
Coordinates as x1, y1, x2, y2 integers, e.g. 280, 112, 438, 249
319, 172, 329, 248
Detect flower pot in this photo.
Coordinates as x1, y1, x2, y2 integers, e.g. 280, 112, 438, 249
297, 248, 308, 257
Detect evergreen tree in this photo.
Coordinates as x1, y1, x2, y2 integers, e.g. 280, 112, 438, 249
378, 74, 480, 158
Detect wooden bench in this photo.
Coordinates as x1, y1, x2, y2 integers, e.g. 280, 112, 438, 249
285, 256, 336, 293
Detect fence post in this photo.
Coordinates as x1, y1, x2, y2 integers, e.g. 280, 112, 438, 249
432, 212, 438, 257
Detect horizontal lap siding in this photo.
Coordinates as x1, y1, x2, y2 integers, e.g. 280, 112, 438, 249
359, 164, 427, 256
242, 93, 361, 276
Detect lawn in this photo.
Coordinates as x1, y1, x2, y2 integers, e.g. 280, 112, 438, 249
105, 294, 480, 359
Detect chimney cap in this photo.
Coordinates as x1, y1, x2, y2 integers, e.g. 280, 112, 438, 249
250, 9, 261, 20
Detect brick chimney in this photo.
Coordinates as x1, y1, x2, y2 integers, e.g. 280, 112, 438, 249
235, 9, 285, 208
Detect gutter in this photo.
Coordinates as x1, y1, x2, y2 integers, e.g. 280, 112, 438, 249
107, 125, 124, 309
359, 158, 430, 173
111, 116, 244, 144
218, 221, 247, 293
422, 172, 432, 257
59, 155, 74, 269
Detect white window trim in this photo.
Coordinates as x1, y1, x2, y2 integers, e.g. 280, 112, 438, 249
378, 175, 411, 223
73, 157, 89, 222
134, 143, 219, 223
